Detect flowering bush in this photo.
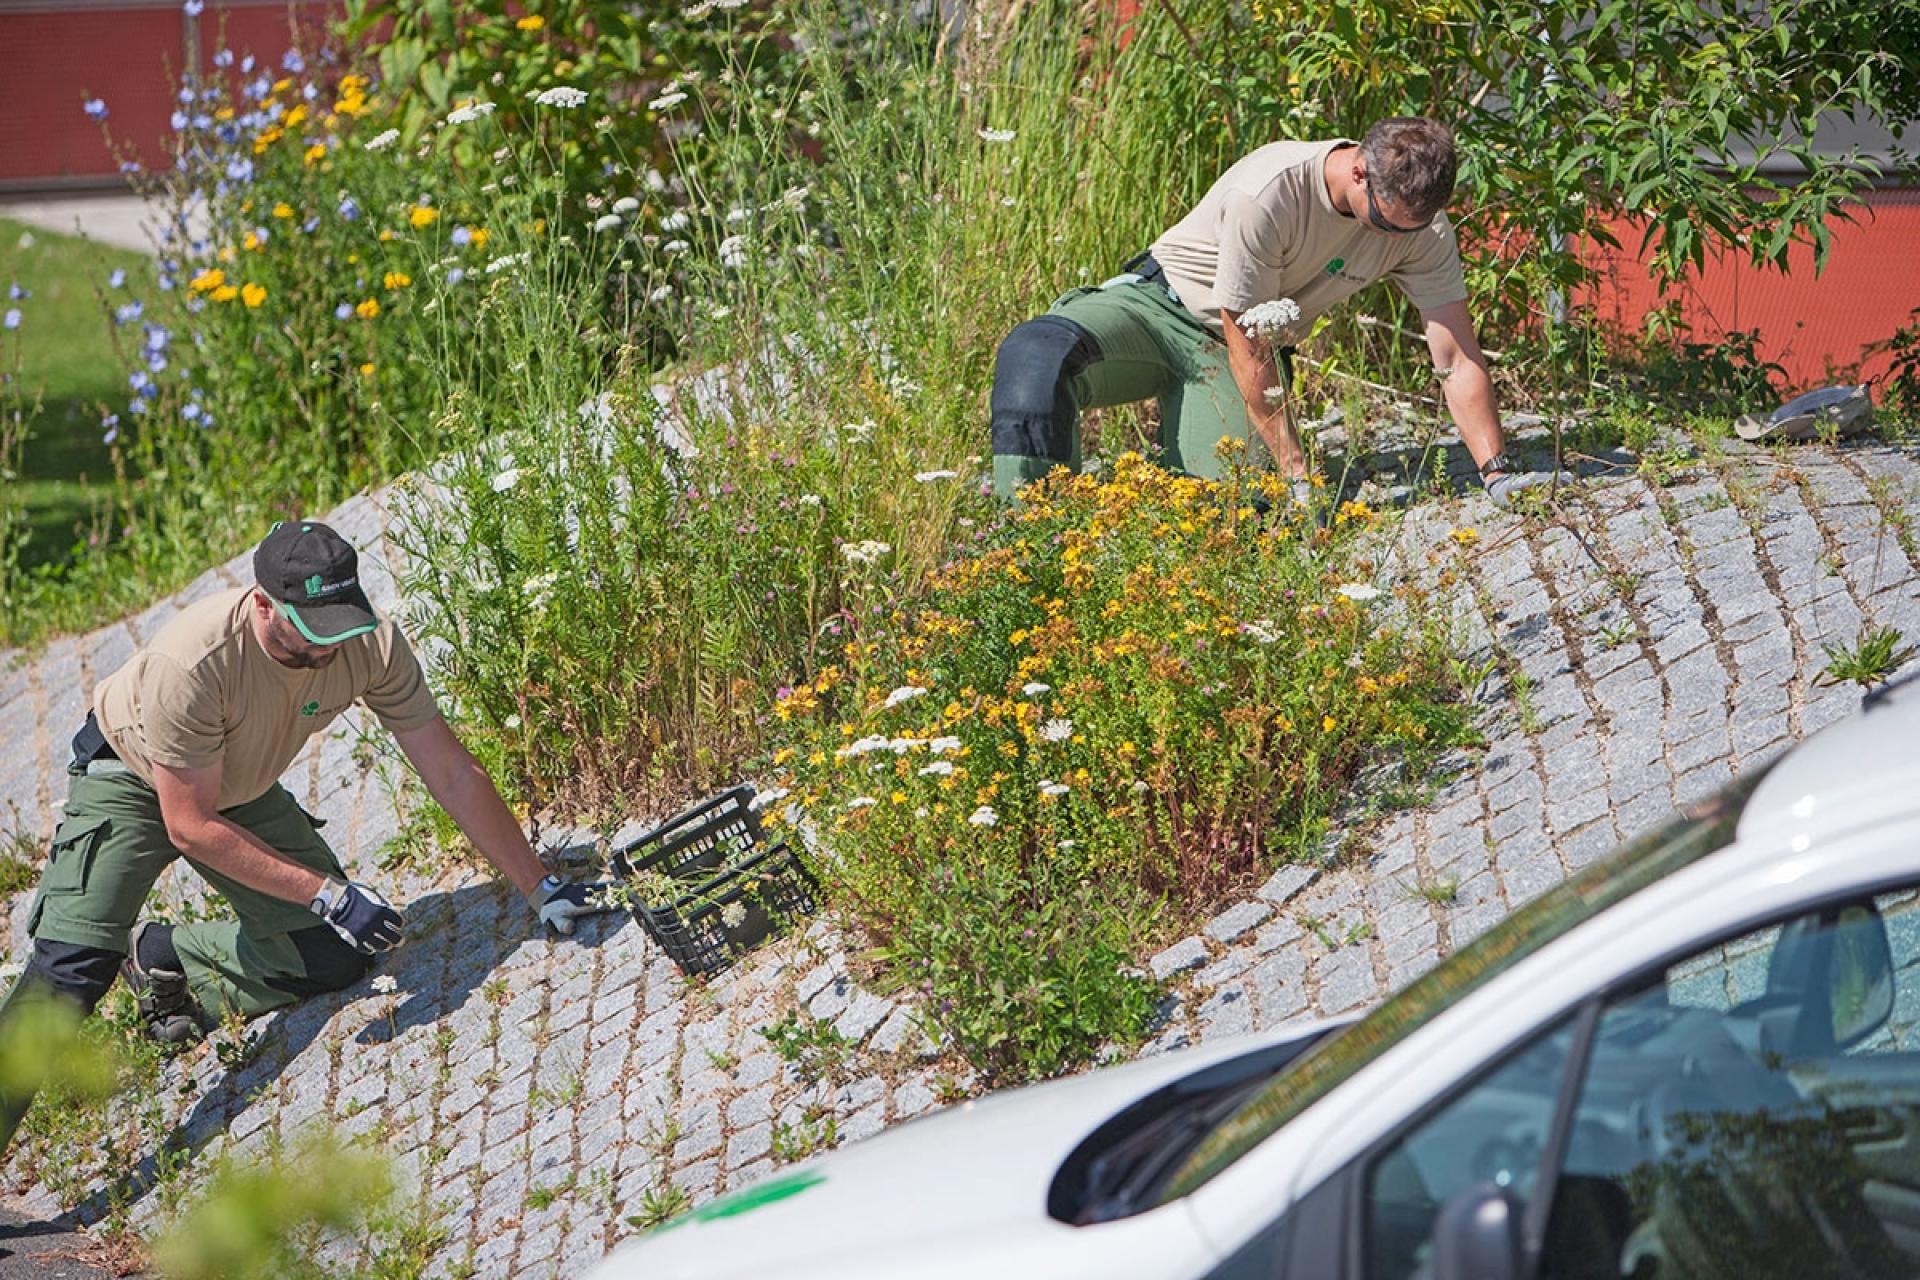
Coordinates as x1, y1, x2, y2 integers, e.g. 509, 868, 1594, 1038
757, 455, 1471, 1080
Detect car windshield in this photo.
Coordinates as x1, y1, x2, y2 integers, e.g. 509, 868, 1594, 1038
1158, 767, 1771, 1203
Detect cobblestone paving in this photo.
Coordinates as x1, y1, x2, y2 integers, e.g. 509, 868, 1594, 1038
0, 435, 1916, 1276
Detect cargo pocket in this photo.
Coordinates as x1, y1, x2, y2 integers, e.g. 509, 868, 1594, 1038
28, 816, 111, 935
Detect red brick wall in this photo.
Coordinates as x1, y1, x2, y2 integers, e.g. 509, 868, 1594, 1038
0, 0, 332, 189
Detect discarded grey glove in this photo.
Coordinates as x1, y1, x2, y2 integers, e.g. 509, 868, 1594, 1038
1487, 469, 1574, 509
311, 879, 405, 954
530, 875, 619, 935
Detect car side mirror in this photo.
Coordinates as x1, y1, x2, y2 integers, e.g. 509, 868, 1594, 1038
1828, 903, 1895, 1049
1428, 1181, 1524, 1280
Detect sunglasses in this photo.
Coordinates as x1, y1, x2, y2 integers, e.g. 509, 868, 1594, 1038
1364, 181, 1428, 235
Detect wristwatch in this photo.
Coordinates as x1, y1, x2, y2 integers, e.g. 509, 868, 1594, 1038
1478, 451, 1516, 477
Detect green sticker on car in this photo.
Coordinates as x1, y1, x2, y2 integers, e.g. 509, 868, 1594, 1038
651, 1170, 826, 1234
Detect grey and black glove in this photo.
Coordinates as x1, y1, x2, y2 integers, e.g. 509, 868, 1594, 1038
310, 879, 405, 954
529, 875, 618, 936
1486, 468, 1574, 509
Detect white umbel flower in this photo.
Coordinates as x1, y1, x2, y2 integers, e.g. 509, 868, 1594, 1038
841, 540, 890, 566
1021, 682, 1051, 696
444, 102, 496, 126
917, 761, 954, 777
978, 128, 1016, 143
929, 736, 962, 755
1039, 718, 1073, 742
1238, 297, 1302, 339
1336, 583, 1383, 602
884, 686, 928, 708
967, 805, 999, 827
533, 86, 589, 108
913, 469, 957, 483
364, 129, 400, 151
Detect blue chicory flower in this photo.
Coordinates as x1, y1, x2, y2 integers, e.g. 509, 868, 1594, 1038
450, 225, 472, 247
128, 370, 152, 392
114, 301, 143, 325
282, 49, 306, 73
192, 113, 212, 131
109, 269, 127, 289
7, 282, 26, 301
216, 123, 241, 145
83, 98, 109, 120
170, 110, 189, 131
182, 402, 202, 422
338, 196, 360, 220
2, 309, 20, 331
144, 325, 169, 352
183, 0, 204, 15
102, 414, 120, 444
212, 48, 233, 68
120, 161, 142, 174
334, 302, 354, 320
226, 157, 253, 183
241, 55, 255, 73
302, 217, 319, 234
445, 267, 466, 286
146, 353, 167, 374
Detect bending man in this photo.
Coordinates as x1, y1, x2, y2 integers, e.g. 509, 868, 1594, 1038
990, 116, 1564, 506
0, 520, 609, 1153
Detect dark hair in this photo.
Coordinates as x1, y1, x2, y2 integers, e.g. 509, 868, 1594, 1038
1360, 117, 1457, 222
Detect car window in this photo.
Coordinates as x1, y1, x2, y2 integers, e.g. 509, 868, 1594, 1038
1161, 775, 1769, 1204
1362, 1018, 1578, 1280
1538, 888, 1920, 1280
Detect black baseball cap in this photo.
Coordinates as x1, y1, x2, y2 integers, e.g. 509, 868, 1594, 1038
253, 520, 379, 645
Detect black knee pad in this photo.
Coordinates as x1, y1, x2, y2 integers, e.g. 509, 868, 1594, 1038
271, 926, 371, 997
24, 940, 121, 1015
990, 315, 1101, 463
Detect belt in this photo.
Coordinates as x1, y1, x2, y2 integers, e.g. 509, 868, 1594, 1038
82, 758, 131, 778
1121, 250, 1168, 286
69, 712, 122, 776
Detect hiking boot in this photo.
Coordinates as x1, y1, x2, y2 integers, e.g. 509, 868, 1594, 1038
122, 923, 205, 1046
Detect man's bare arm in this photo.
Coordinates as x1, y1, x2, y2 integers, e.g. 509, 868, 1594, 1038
1220, 309, 1308, 479
152, 761, 329, 904
1421, 300, 1507, 474
392, 716, 546, 897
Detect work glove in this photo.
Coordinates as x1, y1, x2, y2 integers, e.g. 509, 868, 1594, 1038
529, 875, 619, 936
1486, 469, 1574, 509
310, 879, 405, 954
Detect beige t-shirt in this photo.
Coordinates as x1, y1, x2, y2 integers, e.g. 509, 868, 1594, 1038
94, 587, 441, 810
1150, 138, 1468, 335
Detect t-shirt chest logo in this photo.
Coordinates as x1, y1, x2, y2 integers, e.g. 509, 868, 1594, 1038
300, 699, 321, 717
1324, 256, 1366, 283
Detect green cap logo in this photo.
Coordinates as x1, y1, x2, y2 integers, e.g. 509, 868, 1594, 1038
304, 573, 325, 598
1325, 257, 1345, 274
300, 699, 321, 717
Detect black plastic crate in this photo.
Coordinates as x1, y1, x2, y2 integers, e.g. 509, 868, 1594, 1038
611, 788, 819, 975
613, 785, 763, 883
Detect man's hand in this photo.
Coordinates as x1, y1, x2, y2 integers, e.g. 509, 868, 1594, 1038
1487, 469, 1575, 509
311, 879, 405, 953
529, 875, 619, 936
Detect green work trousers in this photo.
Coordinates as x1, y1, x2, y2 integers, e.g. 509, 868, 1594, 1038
28, 768, 353, 1022
990, 278, 1290, 498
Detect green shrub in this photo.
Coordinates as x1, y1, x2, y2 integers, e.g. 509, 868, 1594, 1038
757, 455, 1471, 1079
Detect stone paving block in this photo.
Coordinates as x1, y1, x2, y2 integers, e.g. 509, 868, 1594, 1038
1313, 948, 1378, 1014
833, 990, 895, 1044
1198, 984, 1254, 1039
1196, 950, 1253, 990
1255, 864, 1318, 905
1149, 936, 1209, 980
1205, 901, 1272, 945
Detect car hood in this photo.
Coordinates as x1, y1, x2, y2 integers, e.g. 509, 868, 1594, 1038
585, 1017, 1348, 1280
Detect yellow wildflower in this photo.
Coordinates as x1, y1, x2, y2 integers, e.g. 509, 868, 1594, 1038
1322, 714, 1337, 732
242, 231, 262, 251
188, 268, 226, 293
217, 245, 237, 263
252, 126, 283, 154
240, 282, 267, 308
272, 202, 295, 219
284, 103, 310, 129
516, 13, 545, 28
210, 284, 239, 303
469, 227, 490, 249
409, 206, 439, 230
214, 107, 235, 122
1449, 526, 1479, 546
303, 142, 327, 167
272, 77, 293, 93
383, 271, 412, 290
355, 297, 380, 319
359, 362, 376, 376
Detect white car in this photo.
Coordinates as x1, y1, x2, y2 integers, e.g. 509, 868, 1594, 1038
589, 674, 1920, 1280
